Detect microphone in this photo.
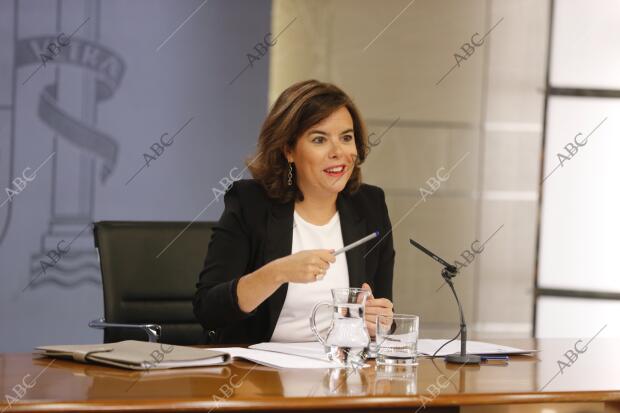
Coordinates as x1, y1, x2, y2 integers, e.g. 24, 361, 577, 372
409, 238, 481, 365
408, 238, 457, 274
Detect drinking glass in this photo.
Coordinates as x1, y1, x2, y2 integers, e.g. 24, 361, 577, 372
375, 314, 419, 366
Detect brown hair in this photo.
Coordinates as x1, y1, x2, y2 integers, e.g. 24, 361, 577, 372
247, 79, 368, 203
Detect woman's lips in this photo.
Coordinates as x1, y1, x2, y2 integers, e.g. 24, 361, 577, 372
323, 165, 346, 177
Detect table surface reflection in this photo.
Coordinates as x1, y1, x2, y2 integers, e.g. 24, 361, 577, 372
1, 338, 619, 412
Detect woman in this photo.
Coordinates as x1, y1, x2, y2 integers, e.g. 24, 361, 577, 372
193, 79, 395, 344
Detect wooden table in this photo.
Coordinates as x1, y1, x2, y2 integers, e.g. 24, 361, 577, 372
1, 338, 619, 412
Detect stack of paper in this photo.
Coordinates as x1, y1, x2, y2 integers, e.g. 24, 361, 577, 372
250, 340, 537, 360
209, 347, 337, 369
416, 339, 537, 357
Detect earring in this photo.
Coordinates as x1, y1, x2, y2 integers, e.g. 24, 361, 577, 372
287, 162, 293, 186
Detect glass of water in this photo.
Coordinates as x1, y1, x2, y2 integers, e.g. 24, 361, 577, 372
375, 314, 419, 366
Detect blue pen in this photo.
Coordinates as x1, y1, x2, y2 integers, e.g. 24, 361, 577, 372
481, 355, 509, 361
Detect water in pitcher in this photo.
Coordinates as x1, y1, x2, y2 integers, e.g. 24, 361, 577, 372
310, 288, 371, 367
324, 303, 369, 365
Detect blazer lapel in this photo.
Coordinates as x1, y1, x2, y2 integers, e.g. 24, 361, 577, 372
263, 200, 294, 340
337, 192, 367, 289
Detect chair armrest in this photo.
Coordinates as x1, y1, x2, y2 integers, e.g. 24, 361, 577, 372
88, 317, 161, 343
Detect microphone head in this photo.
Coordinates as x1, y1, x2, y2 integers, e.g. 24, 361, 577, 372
373, 230, 380, 238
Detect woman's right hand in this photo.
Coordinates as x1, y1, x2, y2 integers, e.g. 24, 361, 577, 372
271, 249, 336, 284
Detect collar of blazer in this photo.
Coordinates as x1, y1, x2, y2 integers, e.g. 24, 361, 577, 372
263, 190, 368, 339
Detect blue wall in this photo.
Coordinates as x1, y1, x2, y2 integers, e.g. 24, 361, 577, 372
0, 0, 271, 351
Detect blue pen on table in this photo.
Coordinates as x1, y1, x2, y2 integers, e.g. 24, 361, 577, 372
332, 231, 379, 256
481, 355, 509, 362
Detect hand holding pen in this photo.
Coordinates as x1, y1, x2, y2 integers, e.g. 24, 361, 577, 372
270, 231, 380, 283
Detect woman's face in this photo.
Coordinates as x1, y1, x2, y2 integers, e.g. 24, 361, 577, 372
286, 106, 358, 199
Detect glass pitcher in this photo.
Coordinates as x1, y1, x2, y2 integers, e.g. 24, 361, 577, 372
309, 287, 371, 367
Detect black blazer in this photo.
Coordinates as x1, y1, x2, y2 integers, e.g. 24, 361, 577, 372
193, 179, 395, 344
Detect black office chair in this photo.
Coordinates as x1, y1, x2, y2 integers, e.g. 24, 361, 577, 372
89, 221, 214, 345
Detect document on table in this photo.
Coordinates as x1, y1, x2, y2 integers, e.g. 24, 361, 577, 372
209, 346, 338, 369
250, 339, 537, 360
416, 339, 538, 357
249, 342, 329, 361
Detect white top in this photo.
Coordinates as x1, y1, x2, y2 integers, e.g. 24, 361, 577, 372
270, 210, 349, 342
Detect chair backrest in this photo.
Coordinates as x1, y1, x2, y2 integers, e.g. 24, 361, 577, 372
93, 221, 213, 345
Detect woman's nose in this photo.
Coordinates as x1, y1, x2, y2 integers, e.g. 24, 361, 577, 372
329, 140, 344, 157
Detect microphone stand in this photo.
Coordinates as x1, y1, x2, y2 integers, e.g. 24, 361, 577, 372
409, 239, 481, 365
440, 266, 481, 364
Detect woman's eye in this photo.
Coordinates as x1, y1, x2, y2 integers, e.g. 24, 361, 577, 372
312, 136, 326, 143
342, 135, 354, 142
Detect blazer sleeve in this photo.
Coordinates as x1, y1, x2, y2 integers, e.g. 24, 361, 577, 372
372, 187, 395, 302
193, 182, 257, 330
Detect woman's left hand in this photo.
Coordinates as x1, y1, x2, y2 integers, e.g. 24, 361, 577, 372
361, 282, 393, 338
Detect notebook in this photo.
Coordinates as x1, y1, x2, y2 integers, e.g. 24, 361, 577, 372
35, 340, 338, 370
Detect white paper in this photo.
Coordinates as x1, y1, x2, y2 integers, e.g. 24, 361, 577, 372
249, 342, 329, 361
250, 339, 537, 361
417, 339, 538, 357
210, 346, 337, 369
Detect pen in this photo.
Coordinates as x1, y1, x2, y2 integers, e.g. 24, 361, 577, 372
332, 231, 380, 256
481, 355, 509, 361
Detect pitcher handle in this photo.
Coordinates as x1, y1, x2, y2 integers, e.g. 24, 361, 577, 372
309, 301, 331, 345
